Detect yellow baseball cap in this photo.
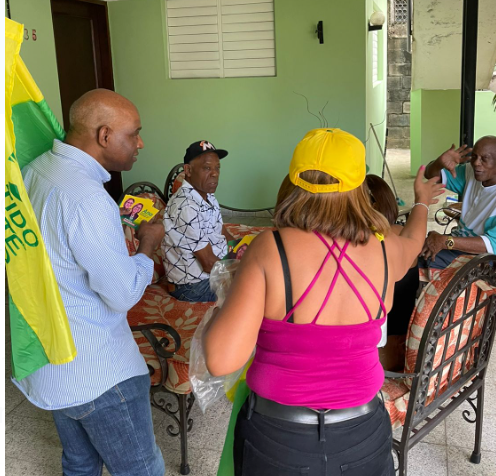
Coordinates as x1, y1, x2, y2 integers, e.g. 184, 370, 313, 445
289, 128, 366, 193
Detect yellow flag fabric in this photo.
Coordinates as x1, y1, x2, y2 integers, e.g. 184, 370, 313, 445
5, 18, 76, 380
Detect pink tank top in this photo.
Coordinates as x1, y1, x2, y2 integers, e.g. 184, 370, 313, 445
246, 230, 387, 410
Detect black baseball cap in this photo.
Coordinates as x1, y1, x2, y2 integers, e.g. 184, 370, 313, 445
184, 140, 228, 164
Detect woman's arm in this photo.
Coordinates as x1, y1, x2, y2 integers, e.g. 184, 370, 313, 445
203, 232, 269, 376
389, 166, 444, 280
390, 224, 417, 268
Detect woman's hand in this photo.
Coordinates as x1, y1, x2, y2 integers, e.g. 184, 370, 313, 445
414, 165, 445, 206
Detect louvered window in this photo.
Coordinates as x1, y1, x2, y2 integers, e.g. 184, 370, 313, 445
166, 0, 276, 79
372, 31, 379, 83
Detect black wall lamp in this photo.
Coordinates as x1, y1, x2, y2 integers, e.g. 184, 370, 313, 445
368, 11, 385, 31
316, 21, 324, 44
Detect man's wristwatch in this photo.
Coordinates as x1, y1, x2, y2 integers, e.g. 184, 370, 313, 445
445, 236, 455, 250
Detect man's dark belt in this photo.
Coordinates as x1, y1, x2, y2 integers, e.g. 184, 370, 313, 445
247, 392, 380, 441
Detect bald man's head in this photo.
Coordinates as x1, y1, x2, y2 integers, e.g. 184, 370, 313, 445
68, 89, 137, 136
65, 89, 144, 172
471, 135, 496, 186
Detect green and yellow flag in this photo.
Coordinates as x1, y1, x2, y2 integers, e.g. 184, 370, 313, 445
5, 18, 76, 380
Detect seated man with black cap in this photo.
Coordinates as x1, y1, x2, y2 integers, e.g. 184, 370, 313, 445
162, 140, 234, 302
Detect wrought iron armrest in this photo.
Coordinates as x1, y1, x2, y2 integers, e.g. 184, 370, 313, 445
131, 323, 181, 360
384, 370, 420, 379
435, 206, 461, 230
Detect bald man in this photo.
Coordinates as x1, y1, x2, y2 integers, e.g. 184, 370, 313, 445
15, 89, 166, 476
420, 135, 496, 269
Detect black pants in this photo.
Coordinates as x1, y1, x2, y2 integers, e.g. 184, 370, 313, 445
234, 397, 394, 476
388, 265, 419, 336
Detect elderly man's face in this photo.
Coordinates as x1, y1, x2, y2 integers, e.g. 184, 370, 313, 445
185, 152, 221, 199
470, 137, 496, 186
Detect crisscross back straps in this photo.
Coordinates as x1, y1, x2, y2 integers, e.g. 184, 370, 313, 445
273, 230, 388, 324
272, 230, 336, 323
283, 242, 339, 324
314, 232, 388, 323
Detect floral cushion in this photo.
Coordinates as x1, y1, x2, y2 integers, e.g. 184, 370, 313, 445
172, 171, 185, 196
129, 282, 215, 393
405, 256, 495, 394
382, 377, 410, 429
124, 193, 167, 284
128, 223, 269, 394
382, 377, 445, 429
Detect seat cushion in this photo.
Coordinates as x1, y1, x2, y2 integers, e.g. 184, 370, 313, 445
129, 280, 215, 394
382, 378, 410, 429
382, 377, 454, 429
405, 255, 496, 396
172, 171, 185, 196
225, 224, 272, 237
128, 222, 270, 394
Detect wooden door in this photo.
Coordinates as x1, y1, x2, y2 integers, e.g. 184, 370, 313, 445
51, 0, 123, 201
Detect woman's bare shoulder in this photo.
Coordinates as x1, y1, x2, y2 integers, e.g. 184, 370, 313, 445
239, 228, 277, 263
250, 228, 276, 247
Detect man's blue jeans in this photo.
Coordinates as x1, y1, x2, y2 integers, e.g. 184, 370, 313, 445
52, 374, 164, 476
418, 249, 466, 270
169, 278, 217, 302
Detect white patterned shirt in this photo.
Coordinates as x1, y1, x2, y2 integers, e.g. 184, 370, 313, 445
13, 140, 152, 410
162, 180, 227, 285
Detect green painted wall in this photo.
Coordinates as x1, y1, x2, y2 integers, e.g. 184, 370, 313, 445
108, 0, 371, 208
411, 89, 496, 173
9, 0, 63, 124
365, 0, 388, 175
474, 91, 496, 139
7, 0, 383, 208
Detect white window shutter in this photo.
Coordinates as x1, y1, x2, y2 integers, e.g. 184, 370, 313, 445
166, 0, 222, 79
221, 0, 276, 78
372, 31, 379, 83
166, 0, 275, 79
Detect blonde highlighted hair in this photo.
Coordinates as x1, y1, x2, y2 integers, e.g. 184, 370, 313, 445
274, 171, 390, 245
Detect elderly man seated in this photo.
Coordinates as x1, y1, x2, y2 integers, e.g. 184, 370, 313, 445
421, 135, 496, 269
162, 140, 234, 302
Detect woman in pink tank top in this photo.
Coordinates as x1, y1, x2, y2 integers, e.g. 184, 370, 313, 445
204, 129, 444, 476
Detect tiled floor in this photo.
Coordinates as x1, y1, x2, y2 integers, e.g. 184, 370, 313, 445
5, 150, 495, 476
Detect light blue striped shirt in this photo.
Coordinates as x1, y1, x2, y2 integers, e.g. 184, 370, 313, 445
13, 140, 153, 410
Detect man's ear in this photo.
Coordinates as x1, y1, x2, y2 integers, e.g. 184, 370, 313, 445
97, 125, 111, 148
184, 164, 191, 177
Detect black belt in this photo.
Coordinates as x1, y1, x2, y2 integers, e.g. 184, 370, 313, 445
247, 392, 380, 441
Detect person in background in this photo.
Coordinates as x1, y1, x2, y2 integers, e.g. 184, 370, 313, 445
421, 137, 496, 268
16, 89, 166, 476
366, 174, 419, 371
162, 140, 234, 302
204, 128, 444, 475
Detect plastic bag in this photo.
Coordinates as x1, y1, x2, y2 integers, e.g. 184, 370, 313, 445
189, 260, 252, 413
